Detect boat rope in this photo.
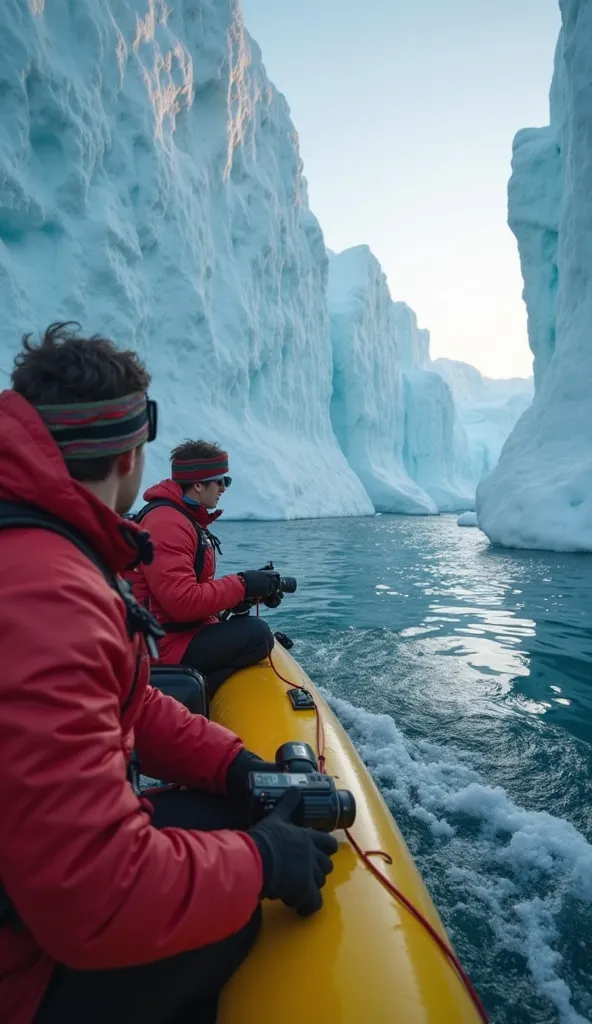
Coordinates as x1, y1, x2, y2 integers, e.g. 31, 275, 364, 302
260, 615, 489, 1023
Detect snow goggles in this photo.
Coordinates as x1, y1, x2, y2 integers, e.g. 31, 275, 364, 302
202, 475, 232, 488
146, 398, 158, 443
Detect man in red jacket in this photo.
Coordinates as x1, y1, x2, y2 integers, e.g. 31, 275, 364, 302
130, 439, 280, 695
0, 323, 337, 1024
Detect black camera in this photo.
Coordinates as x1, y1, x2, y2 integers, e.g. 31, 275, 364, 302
259, 562, 297, 609
275, 574, 297, 594
248, 742, 356, 833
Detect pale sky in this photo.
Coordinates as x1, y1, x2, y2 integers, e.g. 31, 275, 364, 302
241, 0, 561, 379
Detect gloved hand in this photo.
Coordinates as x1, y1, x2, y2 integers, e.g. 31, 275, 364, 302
249, 788, 338, 917
226, 748, 279, 801
238, 569, 279, 600
263, 590, 283, 609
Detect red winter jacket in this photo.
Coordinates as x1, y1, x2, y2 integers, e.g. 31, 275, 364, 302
129, 480, 246, 664
0, 392, 262, 1024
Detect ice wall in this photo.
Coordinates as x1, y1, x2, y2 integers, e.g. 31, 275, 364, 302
393, 302, 430, 371
433, 359, 533, 478
402, 371, 475, 512
478, 4, 592, 551
328, 246, 480, 513
506, 34, 565, 387
0, 0, 373, 520
328, 247, 436, 514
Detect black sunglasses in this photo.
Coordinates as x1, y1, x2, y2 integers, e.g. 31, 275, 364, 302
146, 399, 158, 443
207, 476, 232, 488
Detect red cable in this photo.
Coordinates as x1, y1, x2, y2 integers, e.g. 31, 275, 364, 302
343, 826, 489, 1022
264, 639, 488, 1023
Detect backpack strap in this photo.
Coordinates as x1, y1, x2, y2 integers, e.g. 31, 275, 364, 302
133, 499, 210, 578
0, 500, 165, 930
0, 501, 164, 659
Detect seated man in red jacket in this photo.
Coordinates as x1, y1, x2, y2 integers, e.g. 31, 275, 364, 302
0, 323, 337, 1024
130, 439, 279, 696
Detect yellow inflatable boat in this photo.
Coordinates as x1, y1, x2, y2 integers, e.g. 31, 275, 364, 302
210, 645, 487, 1024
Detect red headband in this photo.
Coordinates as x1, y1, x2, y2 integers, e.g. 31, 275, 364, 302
171, 452, 229, 484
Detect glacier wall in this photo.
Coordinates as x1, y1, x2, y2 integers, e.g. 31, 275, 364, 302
402, 370, 475, 513
0, 0, 373, 520
0, 0, 529, 523
478, 4, 592, 551
328, 247, 481, 514
328, 247, 437, 514
433, 359, 533, 479
505, 35, 565, 388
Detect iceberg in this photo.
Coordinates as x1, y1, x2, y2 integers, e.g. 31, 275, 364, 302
478, 7, 592, 552
402, 370, 475, 513
457, 511, 478, 528
0, 0, 528, 523
433, 359, 533, 480
328, 247, 436, 514
0, 0, 373, 521
328, 247, 478, 513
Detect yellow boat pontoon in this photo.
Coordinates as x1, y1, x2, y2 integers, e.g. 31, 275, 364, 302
209, 643, 488, 1024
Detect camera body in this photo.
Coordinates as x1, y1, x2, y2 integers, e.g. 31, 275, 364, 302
248, 742, 356, 833
259, 562, 297, 609
227, 562, 297, 617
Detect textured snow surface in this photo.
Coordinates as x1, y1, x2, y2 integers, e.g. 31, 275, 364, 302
479, 5, 592, 551
0, 0, 372, 520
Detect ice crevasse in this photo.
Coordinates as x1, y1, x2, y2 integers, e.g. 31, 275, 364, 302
0, 0, 526, 520
478, 2, 592, 552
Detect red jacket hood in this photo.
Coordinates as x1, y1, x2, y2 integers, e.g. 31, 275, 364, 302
0, 391, 150, 572
143, 479, 224, 529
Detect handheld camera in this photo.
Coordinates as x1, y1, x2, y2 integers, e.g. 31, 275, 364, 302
248, 742, 356, 833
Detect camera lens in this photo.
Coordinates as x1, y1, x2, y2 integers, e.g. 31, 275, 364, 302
335, 789, 356, 830
279, 575, 297, 594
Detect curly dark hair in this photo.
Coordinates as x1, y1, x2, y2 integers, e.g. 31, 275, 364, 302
12, 322, 151, 482
170, 439, 225, 463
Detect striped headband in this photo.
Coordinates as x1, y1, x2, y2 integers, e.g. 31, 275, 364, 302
172, 452, 229, 484
36, 392, 152, 460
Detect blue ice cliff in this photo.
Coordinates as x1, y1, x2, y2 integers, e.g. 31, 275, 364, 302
478, 3, 592, 551
0, 0, 530, 520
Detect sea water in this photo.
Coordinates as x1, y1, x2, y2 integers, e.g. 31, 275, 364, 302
216, 514, 592, 1024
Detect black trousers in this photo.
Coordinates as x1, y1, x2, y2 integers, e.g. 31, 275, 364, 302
34, 789, 261, 1024
182, 615, 274, 696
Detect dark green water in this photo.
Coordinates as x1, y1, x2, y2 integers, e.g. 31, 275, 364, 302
216, 514, 592, 1024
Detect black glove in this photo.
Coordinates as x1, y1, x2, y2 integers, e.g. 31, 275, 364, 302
226, 749, 279, 801
239, 570, 279, 600
249, 788, 338, 917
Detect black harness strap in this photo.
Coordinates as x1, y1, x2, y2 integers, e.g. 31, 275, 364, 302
132, 499, 221, 579
0, 500, 164, 659
0, 500, 164, 928
132, 501, 222, 633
